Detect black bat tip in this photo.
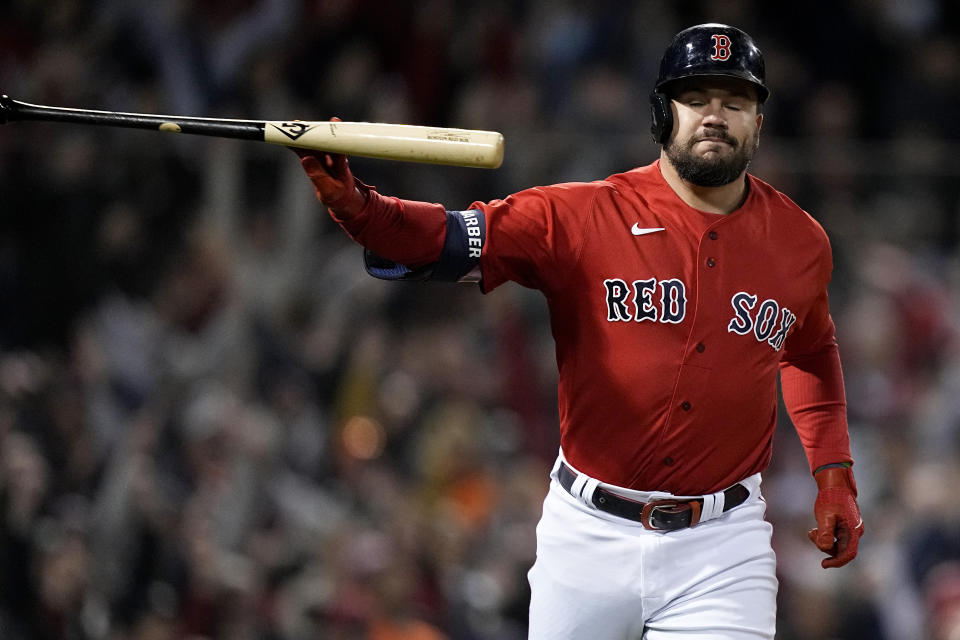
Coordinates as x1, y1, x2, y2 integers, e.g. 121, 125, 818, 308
0, 95, 11, 124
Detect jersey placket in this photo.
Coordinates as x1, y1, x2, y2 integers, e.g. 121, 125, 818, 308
643, 221, 728, 488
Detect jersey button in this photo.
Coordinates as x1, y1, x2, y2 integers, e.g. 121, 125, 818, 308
709, 231, 719, 240
663, 456, 675, 466
695, 342, 706, 353
706, 257, 717, 268
680, 401, 691, 411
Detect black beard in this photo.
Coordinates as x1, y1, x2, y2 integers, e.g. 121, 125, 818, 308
665, 130, 757, 187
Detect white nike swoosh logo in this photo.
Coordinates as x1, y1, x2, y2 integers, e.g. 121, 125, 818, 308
631, 224, 665, 236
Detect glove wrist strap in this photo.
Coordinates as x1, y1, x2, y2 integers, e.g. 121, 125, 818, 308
814, 466, 857, 495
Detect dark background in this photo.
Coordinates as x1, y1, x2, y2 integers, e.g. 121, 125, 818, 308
1, 1, 959, 638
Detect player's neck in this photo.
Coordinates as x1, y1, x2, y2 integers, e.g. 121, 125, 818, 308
658, 154, 748, 215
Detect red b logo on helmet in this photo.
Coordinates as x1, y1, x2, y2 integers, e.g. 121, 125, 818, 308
710, 34, 732, 61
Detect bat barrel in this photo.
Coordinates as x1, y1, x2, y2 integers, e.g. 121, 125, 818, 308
265, 121, 505, 169
0, 95, 264, 140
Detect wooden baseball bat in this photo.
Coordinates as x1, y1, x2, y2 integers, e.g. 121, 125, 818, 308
0, 94, 504, 169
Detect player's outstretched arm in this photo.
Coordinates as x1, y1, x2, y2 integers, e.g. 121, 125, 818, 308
807, 464, 864, 568
293, 120, 448, 270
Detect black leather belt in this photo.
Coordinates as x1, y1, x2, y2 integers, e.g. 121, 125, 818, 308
557, 462, 749, 530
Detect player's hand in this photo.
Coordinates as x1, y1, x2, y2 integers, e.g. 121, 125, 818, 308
294, 117, 367, 217
807, 466, 864, 568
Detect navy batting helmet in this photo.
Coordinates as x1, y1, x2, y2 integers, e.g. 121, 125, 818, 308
649, 23, 768, 144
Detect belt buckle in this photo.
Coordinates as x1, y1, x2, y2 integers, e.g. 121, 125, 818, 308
640, 499, 702, 530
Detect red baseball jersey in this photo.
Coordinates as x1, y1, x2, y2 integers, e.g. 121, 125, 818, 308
334, 160, 852, 495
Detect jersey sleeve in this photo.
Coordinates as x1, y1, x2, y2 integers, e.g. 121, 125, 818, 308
470, 183, 599, 293
779, 244, 853, 474
331, 182, 597, 286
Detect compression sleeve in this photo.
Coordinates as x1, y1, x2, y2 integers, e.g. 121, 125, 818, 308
328, 189, 447, 268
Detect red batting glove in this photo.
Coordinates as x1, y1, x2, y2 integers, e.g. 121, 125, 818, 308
294, 118, 368, 218
807, 466, 864, 568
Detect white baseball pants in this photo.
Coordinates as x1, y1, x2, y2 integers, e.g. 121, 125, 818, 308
527, 457, 777, 639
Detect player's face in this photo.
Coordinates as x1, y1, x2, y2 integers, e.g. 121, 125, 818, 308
664, 77, 763, 187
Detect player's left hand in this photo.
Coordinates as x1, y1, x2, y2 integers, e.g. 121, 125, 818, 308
808, 466, 864, 568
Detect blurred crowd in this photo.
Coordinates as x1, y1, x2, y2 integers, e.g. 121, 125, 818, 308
1, 1, 960, 638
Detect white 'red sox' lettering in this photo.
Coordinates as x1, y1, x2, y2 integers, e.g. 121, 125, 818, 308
603, 281, 796, 352
604, 277, 687, 323
727, 291, 797, 351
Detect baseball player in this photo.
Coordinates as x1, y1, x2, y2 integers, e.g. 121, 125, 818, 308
297, 23, 863, 639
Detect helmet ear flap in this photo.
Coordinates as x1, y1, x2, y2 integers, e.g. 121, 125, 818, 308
649, 91, 672, 145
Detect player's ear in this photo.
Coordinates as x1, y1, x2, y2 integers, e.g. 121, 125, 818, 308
756, 112, 763, 131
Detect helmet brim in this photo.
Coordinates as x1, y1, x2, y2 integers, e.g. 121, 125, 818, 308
656, 72, 770, 104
